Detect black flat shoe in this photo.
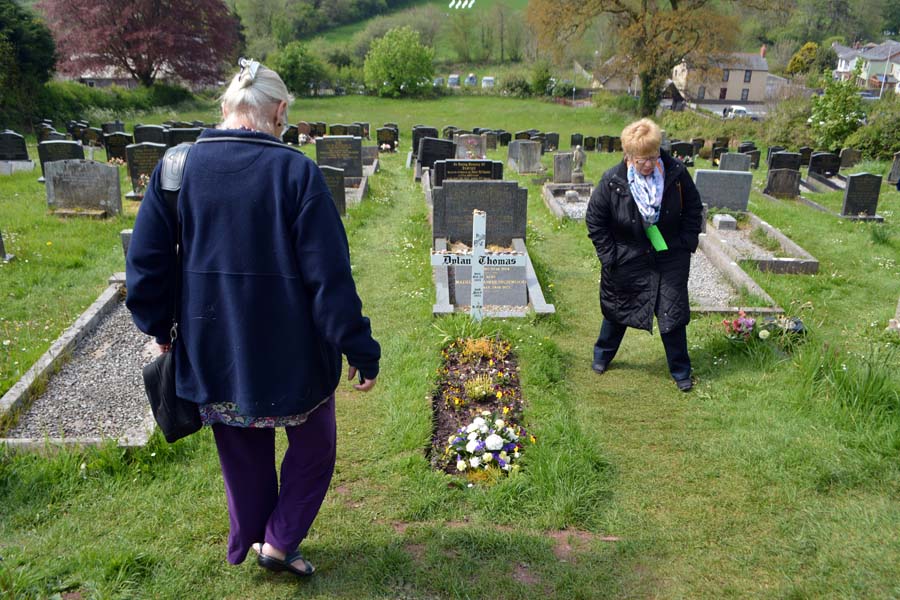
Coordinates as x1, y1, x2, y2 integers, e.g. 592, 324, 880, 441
257, 549, 315, 577
592, 361, 608, 375
676, 378, 693, 392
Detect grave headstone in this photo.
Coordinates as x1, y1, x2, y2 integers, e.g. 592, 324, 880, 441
37, 140, 85, 182
888, 151, 900, 184
715, 136, 730, 147
743, 149, 761, 170
764, 169, 801, 198
432, 159, 503, 188
571, 133, 584, 149
0, 130, 29, 161
316, 136, 363, 178
125, 142, 166, 199
353, 122, 370, 139
133, 125, 167, 145
442, 126, 458, 140
346, 124, 363, 138
455, 134, 486, 159
712, 146, 728, 165
45, 160, 122, 216
282, 125, 299, 145
597, 135, 610, 153
103, 132, 133, 162
766, 146, 786, 163
769, 151, 801, 171
412, 126, 439, 158
376, 127, 398, 151
514, 131, 531, 140
719, 152, 751, 172
712, 214, 737, 230
798, 146, 813, 166
166, 128, 202, 147
694, 169, 752, 210
737, 141, 756, 154
432, 179, 528, 245
513, 141, 542, 174
483, 131, 498, 150
320, 165, 346, 215
81, 127, 103, 147
418, 137, 457, 170
496, 132, 510, 147
545, 132, 560, 151
808, 152, 841, 178
0, 229, 13, 262
296, 121, 312, 137
329, 124, 349, 136
670, 141, 695, 160
553, 152, 574, 184
312, 122, 327, 137
839, 148, 861, 169
361, 145, 378, 168
101, 120, 125, 134
611, 137, 622, 152
691, 138, 705, 154
530, 134, 547, 154
583, 136, 597, 152
841, 173, 882, 218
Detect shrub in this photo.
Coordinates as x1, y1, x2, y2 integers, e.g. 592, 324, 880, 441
31, 81, 197, 125
763, 90, 814, 148
500, 74, 531, 98
844, 95, 900, 161
363, 26, 434, 98
530, 61, 552, 96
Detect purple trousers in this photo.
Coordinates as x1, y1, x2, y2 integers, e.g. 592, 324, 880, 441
211, 396, 336, 565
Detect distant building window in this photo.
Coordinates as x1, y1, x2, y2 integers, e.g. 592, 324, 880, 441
719, 87, 727, 100
723, 69, 730, 82
741, 88, 750, 101
697, 85, 706, 100
744, 69, 752, 83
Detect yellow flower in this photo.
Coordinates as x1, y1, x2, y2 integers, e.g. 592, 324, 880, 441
497, 390, 503, 399
502, 406, 510, 414
529, 435, 536, 444
46, 241, 52, 246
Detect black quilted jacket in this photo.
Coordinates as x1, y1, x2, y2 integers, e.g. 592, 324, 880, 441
585, 151, 704, 333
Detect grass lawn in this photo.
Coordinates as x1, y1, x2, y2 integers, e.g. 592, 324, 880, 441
1, 95, 899, 599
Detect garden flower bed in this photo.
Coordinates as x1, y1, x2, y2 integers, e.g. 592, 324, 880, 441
430, 336, 534, 478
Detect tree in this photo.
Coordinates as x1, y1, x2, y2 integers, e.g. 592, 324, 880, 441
785, 42, 818, 76
809, 64, 864, 150
271, 41, 326, 96
37, 0, 240, 86
363, 26, 433, 98
0, 0, 56, 123
526, 0, 739, 116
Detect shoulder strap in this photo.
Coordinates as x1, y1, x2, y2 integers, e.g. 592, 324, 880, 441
161, 143, 192, 194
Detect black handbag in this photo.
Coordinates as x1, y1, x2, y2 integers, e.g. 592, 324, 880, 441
141, 144, 201, 443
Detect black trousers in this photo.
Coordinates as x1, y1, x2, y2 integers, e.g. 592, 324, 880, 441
593, 318, 692, 381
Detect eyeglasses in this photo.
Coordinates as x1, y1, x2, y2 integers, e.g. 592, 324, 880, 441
632, 155, 660, 166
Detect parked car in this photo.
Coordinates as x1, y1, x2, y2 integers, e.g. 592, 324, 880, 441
448, 74, 460, 87
723, 105, 749, 119
481, 76, 495, 88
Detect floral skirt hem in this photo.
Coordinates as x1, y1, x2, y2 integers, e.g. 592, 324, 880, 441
199, 395, 333, 428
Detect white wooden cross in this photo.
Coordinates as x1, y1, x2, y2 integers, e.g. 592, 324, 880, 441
431, 209, 526, 321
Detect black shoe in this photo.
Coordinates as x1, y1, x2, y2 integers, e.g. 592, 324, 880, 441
592, 361, 607, 375
257, 549, 315, 577
676, 378, 693, 392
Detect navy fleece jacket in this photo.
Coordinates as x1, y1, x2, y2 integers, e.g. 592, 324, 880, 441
126, 128, 380, 417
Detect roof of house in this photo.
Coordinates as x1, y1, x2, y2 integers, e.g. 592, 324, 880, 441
831, 42, 861, 60
860, 40, 900, 61
681, 52, 769, 72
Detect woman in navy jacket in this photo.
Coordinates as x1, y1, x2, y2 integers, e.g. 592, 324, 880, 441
126, 59, 380, 577
586, 118, 703, 391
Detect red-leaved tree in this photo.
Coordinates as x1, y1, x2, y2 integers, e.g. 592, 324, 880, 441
37, 0, 240, 86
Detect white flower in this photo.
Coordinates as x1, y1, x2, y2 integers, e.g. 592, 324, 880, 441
473, 417, 486, 427
485, 434, 504, 451
456, 460, 467, 471
506, 427, 518, 440
499, 451, 509, 461
466, 440, 479, 454
469, 456, 481, 468
483, 452, 493, 462
465, 422, 478, 433
494, 419, 505, 428
480, 410, 491, 417
502, 463, 511, 471
758, 329, 771, 340
467, 431, 479, 441
479, 424, 489, 434
513, 452, 520, 458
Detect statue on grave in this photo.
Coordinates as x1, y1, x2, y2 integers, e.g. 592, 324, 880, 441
573, 145, 586, 173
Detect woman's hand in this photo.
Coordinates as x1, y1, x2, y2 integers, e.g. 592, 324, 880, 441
348, 366, 376, 392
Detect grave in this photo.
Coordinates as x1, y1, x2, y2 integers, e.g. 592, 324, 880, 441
311, 122, 327, 137
553, 152, 573, 184
507, 140, 542, 174
442, 126, 457, 140
316, 136, 363, 178
125, 142, 166, 199
583, 136, 597, 152
416, 137, 456, 181
320, 165, 347, 215
103, 132, 133, 162
514, 131, 531, 140
0, 130, 35, 174
703, 212, 819, 274
712, 146, 728, 165
133, 125, 167, 145
612, 137, 622, 152
45, 160, 122, 217
839, 148, 861, 168
764, 169, 801, 199
81, 127, 103, 148
804, 152, 843, 191
455, 134, 486, 159
353, 122, 370, 139
101, 120, 125, 134
743, 149, 761, 170
541, 182, 593, 220
719, 152, 751, 172
329, 124, 349, 136
483, 131, 498, 150
766, 146, 786, 163
498, 132, 512, 146
376, 127, 398, 152
769, 152, 801, 171
694, 169, 752, 211
429, 159, 503, 189
840, 173, 883, 221
545, 133, 560, 151
737, 141, 756, 154
282, 125, 299, 145
430, 181, 554, 316
571, 133, 583, 148
691, 138, 705, 155
670, 141, 696, 164
411, 126, 439, 160
798, 146, 812, 166
888, 151, 900, 185
347, 124, 363, 137
166, 128, 202, 146
37, 140, 84, 183
297, 121, 312, 137
361, 146, 379, 176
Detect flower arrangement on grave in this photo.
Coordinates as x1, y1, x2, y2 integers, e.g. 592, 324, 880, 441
135, 173, 150, 194
723, 311, 806, 351
723, 310, 756, 341
108, 157, 125, 166
446, 410, 533, 473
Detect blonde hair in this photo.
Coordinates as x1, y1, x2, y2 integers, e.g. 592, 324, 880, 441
621, 118, 662, 158
219, 62, 293, 134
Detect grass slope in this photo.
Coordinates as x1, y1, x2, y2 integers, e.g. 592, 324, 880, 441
1, 96, 899, 598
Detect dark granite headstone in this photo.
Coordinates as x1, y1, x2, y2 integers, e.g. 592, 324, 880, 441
764, 169, 801, 198
45, 131, 67, 141
719, 152, 751, 172
888, 151, 900, 184
498, 132, 511, 146
737, 141, 756, 153
712, 146, 728, 164
45, 159, 122, 215
316, 136, 363, 178
597, 135, 610, 152
432, 179, 528, 245
571, 133, 584, 148
583, 136, 596, 152
483, 131, 498, 150
353, 122, 370, 139
694, 169, 752, 210
166, 128, 202, 147
432, 159, 503, 188
769, 152, 801, 171
282, 125, 299, 145
514, 131, 531, 140
743, 149, 761, 169
134, 125, 167, 145
808, 152, 841, 178
417, 137, 456, 170
612, 137, 622, 152
82, 127, 103, 147
101, 120, 125, 134
38, 140, 85, 181
691, 138, 705, 154
0, 130, 28, 161
312, 122, 327, 137
346, 124, 363, 137
412, 127, 439, 157
545, 132, 560, 151
798, 146, 813, 166
125, 142, 166, 199
766, 146, 786, 163
320, 165, 346, 215
103, 132, 133, 162
715, 136, 730, 147
839, 148, 861, 169
329, 124, 350, 136
442, 126, 458, 140
376, 127, 398, 151
670, 141, 695, 159
841, 173, 881, 217
297, 121, 311, 136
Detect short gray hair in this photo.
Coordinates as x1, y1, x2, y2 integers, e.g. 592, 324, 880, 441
219, 60, 293, 133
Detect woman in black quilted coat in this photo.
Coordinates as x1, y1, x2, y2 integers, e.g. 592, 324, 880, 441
585, 118, 703, 391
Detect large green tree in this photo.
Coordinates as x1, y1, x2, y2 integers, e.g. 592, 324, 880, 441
271, 41, 326, 96
363, 26, 433, 98
0, 0, 56, 125
810, 64, 864, 150
527, 0, 741, 116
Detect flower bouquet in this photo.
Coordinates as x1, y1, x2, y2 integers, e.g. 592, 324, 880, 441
446, 411, 532, 473
723, 310, 756, 342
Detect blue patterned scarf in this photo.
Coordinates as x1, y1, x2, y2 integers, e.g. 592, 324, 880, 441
627, 159, 665, 224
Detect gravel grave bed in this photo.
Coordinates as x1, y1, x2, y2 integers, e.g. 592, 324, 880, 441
6, 301, 153, 440
715, 228, 778, 260
689, 249, 737, 306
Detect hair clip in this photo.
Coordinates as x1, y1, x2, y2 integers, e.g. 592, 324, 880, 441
238, 57, 260, 81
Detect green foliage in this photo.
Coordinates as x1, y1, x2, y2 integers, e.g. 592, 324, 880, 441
844, 95, 900, 160
499, 74, 531, 98
363, 26, 434, 98
810, 65, 865, 150
270, 41, 327, 96
0, 0, 56, 126
530, 61, 552, 96
786, 41, 818, 75
763, 90, 814, 148
31, 81, 196, 124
